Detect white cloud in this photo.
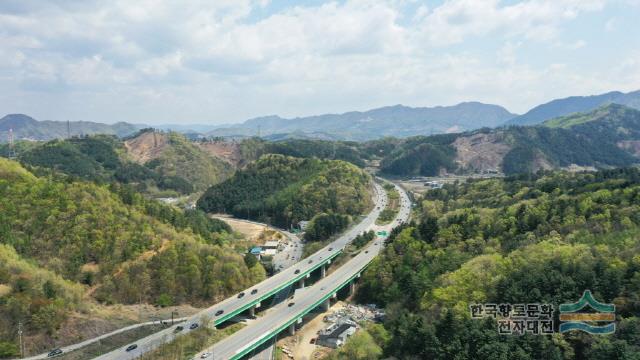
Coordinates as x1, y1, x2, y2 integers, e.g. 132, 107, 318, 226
418, 0, 606, 45
0, 0, 634, 123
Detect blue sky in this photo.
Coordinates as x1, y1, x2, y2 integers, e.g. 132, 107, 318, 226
0, 0, 639, 124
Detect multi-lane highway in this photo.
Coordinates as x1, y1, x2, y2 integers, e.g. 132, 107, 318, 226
93, 181, 392, 360
198, 181, 412, 359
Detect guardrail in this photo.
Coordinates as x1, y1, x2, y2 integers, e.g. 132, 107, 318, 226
230, 250, 376, 360
214, 248, 343, 325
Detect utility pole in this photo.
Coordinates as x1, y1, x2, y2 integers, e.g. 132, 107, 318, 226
18, 322, 23, 358
171, 309, 179, 325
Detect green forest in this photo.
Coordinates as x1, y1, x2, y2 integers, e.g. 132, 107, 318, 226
143, 131, 233, 192
0, 158, 264, 354
197, 154, 372, 228
373, 104, 640, 177
355, 168, 640, 359
15, 134, 194, 195
12, 131, 233, 196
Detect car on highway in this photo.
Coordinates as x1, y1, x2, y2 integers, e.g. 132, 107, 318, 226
294, 269, 300, 274
47, 348, 63, 357
308, 259, 313, 264
328, 247, 333, 251
174, 325, 184, 332
237, 292, 245, 298
190, 323, 199, 330
215, 310, 224, 316
251, 289, 258, 295
200, 353, 212, 358
288, 302, 295, 307
126, 344, 138, 352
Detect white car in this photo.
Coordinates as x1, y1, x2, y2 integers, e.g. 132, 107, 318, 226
201, 352, 212, 358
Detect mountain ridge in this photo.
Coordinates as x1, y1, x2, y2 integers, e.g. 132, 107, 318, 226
208, 102, 517, 140
0, 113, 141, 142
506, 89, 640, 126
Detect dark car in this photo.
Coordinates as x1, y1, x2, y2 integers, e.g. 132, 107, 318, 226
365, 250, 369, 254
294, 269, 300, 274
251, 289, 258, 295
126, 344, 138, 352
174, 325, 184, 333
328, 247, 333, 251
190, 323, 199, 330
237, 292, 245, 299
47, 349, 63, 357
288, 302, 295, 307
215, 310, 224, 316
308, 260, 313, 264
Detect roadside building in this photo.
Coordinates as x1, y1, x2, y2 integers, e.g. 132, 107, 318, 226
250, 247, 263, 259
317, 320, 357, 349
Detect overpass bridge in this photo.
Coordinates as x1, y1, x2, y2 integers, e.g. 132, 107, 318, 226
93, 182, 389, 360
197, 181, 412, 360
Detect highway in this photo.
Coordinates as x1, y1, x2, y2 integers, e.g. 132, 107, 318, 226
93, 181, 391, 360
16, 318, 188, 360
198, 180, 411, 359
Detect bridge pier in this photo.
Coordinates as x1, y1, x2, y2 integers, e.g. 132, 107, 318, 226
298, 278, 305, 288
348, 281, 355, 296
322, 299, 330, 311
249, 305, 255, 317
288, 323, 296, 336
320, 264, 326, 278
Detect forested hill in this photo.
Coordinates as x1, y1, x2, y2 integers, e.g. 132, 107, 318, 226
356, 168, 640, 359
10, 131, 232, 196
197, 154, 373, 227
124, 130, 234, 192
0, 158, 264, 354
506, 89, 640, 126
375, 104, 640, 176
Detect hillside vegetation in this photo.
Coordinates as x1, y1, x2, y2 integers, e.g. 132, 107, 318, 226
197, 154, 372, 227
0, 158, 264, 355
126, 130, 233, 192
357, 168, 640, 359
375, 104, 640, 176
506, 89, 640, 126
14, 131, 232, 196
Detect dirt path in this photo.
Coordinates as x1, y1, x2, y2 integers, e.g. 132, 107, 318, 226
277, 302, 347, 360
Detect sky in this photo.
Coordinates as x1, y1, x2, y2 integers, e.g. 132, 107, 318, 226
1, 0, 639, 125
